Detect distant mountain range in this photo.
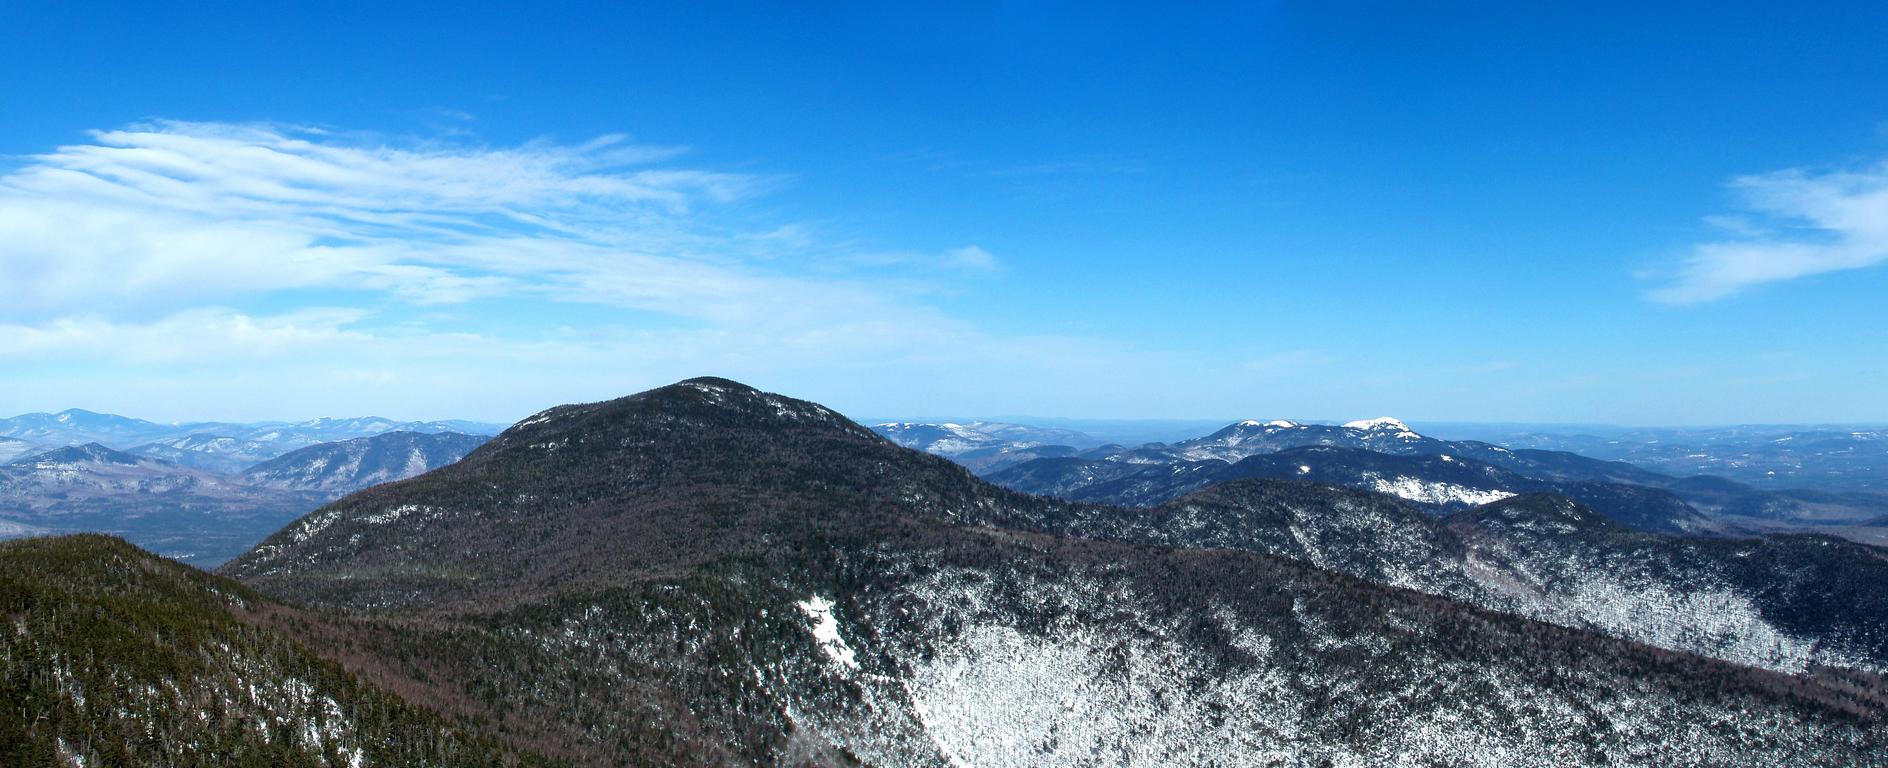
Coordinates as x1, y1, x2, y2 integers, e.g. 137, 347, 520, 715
990, 445, 1722, 534
1463, 425, 1888, 492
870, 420, 1104, 472
881, 416, 1888, 542
0, 443, 326, 566
0, 430, 493, 565
0, 408, 506, 473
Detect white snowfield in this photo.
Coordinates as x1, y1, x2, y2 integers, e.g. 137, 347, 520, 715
797, 595, 861, 670
1364, 474, 1516, 507
1237, 419, 1302, 429
741, 567, 1857, 767
1341, 417, 1422, 439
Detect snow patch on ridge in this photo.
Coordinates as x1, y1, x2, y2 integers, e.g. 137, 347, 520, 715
1366, 475, 1515, 506
361, 504, 433, 525
1236, 419, 1301, 429
1342, 417, 1418, 437
798, 595, 860, 670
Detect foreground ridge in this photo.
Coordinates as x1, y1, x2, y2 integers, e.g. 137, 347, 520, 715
0, 535, 551, 766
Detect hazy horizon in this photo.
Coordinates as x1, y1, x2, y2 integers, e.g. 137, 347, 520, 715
6, 396, 1886, 438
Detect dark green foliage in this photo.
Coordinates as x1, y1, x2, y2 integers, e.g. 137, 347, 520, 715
0, 535, 553, 767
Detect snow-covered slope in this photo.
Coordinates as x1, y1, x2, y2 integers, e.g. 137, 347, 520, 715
1166, 416, 1487, 462
873, 421, 1010, 455
0, 516, 50, 539
998, 480, 1888, 676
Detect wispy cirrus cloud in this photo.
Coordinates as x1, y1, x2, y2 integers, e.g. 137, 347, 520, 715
0, 121, 797, 318
0, 121, 1090, 419
1651, 159, 1888, 303
0, 121, 1014, 327
0, 308, 395, 365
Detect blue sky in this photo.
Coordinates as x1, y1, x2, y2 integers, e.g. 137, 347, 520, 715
3, 1, 1887, 425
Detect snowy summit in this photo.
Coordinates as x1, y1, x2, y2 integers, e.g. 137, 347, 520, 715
1342, 417, 1416, 432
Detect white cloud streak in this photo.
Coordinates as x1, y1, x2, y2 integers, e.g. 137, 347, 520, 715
0, 121, 1082, 419
0, 121, 810, 318
0, 121, 1014, 328
1652, 159, 1888, 303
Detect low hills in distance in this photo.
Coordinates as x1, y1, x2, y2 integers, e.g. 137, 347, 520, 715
0, 428, 493, 565
873, 415, 1888, 545
1443, 423, 1888, 492
0, 409, 505, 473
8, 378, 1888, 765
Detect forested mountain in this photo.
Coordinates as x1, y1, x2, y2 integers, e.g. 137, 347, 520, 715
0, 535, 551, 766
209, 378, 1887, 765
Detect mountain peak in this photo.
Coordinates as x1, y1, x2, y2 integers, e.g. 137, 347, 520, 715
21, 442, 145, 466
49, 408, 154, 426
226, 377, 946, 611
507, 377, 866, 439
676, 374, 755, 389
1342, 416, 1413, 432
